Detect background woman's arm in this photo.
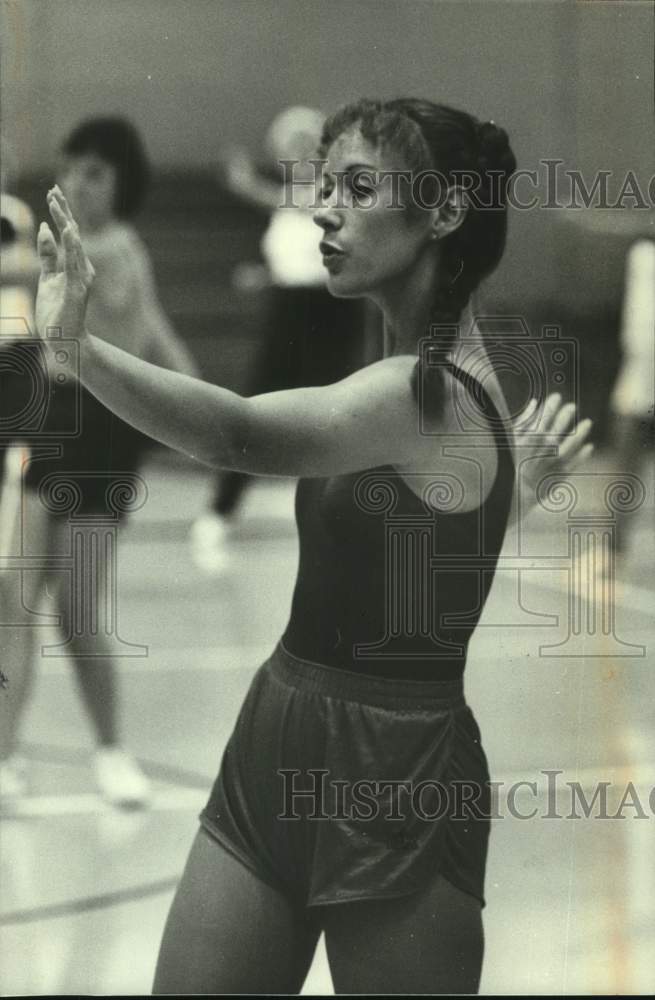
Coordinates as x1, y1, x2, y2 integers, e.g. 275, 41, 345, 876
220, 148, 281, 212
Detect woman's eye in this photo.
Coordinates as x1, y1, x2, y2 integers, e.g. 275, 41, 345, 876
350, 175, 373, 200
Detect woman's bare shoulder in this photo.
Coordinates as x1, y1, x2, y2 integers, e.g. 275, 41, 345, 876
342, 354, 417, 390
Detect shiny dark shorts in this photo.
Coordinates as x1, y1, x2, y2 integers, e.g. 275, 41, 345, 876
200, 641, 491, 909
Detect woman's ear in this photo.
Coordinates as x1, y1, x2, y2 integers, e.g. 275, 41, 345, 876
430, 185, 468, 241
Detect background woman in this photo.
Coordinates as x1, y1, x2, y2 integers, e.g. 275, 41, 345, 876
1, 117, 198, 806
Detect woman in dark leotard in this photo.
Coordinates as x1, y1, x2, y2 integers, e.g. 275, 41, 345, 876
33, 98, 592, 994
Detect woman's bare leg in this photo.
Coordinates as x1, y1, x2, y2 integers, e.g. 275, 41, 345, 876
322, 873, 484, 995
153, 827, 321, 995
0, 488, 51, 763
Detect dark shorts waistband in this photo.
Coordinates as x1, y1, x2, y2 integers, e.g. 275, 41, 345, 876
273, 640, 465, 711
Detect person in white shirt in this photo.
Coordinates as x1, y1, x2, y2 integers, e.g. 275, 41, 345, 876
190, 107, 366, 573
610, 238, 655, 559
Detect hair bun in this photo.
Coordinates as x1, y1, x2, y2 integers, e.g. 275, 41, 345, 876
476, 120, 516, 177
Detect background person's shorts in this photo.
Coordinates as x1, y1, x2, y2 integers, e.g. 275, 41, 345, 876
1, 355, 152, 519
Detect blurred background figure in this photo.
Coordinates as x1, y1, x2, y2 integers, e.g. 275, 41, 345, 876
189, 105, 367, 574
609, 238, 655, 566
1, 139, 41, 797
0, 140, 40, 340
0, 117, 199, 806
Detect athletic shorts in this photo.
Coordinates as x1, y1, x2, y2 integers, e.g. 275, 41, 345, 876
200, 641, 491, 909
1, 350, 151, 519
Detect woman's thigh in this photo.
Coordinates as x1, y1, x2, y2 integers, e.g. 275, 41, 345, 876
321, 873, 484, 995
153, 827, 321, 995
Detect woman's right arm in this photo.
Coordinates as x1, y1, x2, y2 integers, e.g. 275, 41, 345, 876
36, 187, 428, 477
77, 333, 247, 467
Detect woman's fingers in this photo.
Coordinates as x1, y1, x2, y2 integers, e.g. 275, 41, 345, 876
536, 392, 562, 432
47, 192, 68, 237
61, 223, 94, 289
561, 441, 595, 472
514, 397, 538, 429
575, 442, 594, 466
37, 222, 59, 276
558, 418, 593, 461
61, 225, 80, 282
549, 400, 577, 439
55, 187, 78, 228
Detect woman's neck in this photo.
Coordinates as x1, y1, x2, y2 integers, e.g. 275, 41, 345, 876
373, 252, 436, 358
373, 267, 489, 375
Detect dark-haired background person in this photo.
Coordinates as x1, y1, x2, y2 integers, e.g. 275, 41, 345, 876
190, 106, 367, 573
0, 117, 199, 806
34, 99, 592, 993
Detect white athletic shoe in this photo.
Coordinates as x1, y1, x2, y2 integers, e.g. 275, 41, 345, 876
189, 512, 235, 575
94, 747, 150, 808
0, 757, 27, 799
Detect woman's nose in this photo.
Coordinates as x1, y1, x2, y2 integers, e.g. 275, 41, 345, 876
313, 200, 341, 232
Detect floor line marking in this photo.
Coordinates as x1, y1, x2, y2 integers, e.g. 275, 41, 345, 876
0, 877, 180, 926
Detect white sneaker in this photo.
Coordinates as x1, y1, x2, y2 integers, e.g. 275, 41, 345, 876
189, 512, 235, 574
94, 747, 150, 808
0, 757, 27, 798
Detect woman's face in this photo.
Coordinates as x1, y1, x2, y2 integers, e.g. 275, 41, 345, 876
313, 127, 432, 299
59, 153, 117, 231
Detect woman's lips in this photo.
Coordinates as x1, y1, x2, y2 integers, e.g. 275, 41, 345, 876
319, 241, 346, 272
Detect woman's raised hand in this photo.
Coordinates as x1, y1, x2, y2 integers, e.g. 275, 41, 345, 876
35, 186, 95, 341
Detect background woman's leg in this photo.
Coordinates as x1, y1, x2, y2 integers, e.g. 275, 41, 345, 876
0, 486, 51, 789
48, 517, 149, 804
153, 827, 321, 995
322, 873, 484, 995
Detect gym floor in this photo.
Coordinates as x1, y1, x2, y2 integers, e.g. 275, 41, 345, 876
1, 452, 653, 995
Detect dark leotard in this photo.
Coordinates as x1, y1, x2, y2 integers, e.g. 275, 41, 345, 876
282, 362, 515, 680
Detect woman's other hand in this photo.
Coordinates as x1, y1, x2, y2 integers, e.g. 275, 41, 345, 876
509, 393, 594, 522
